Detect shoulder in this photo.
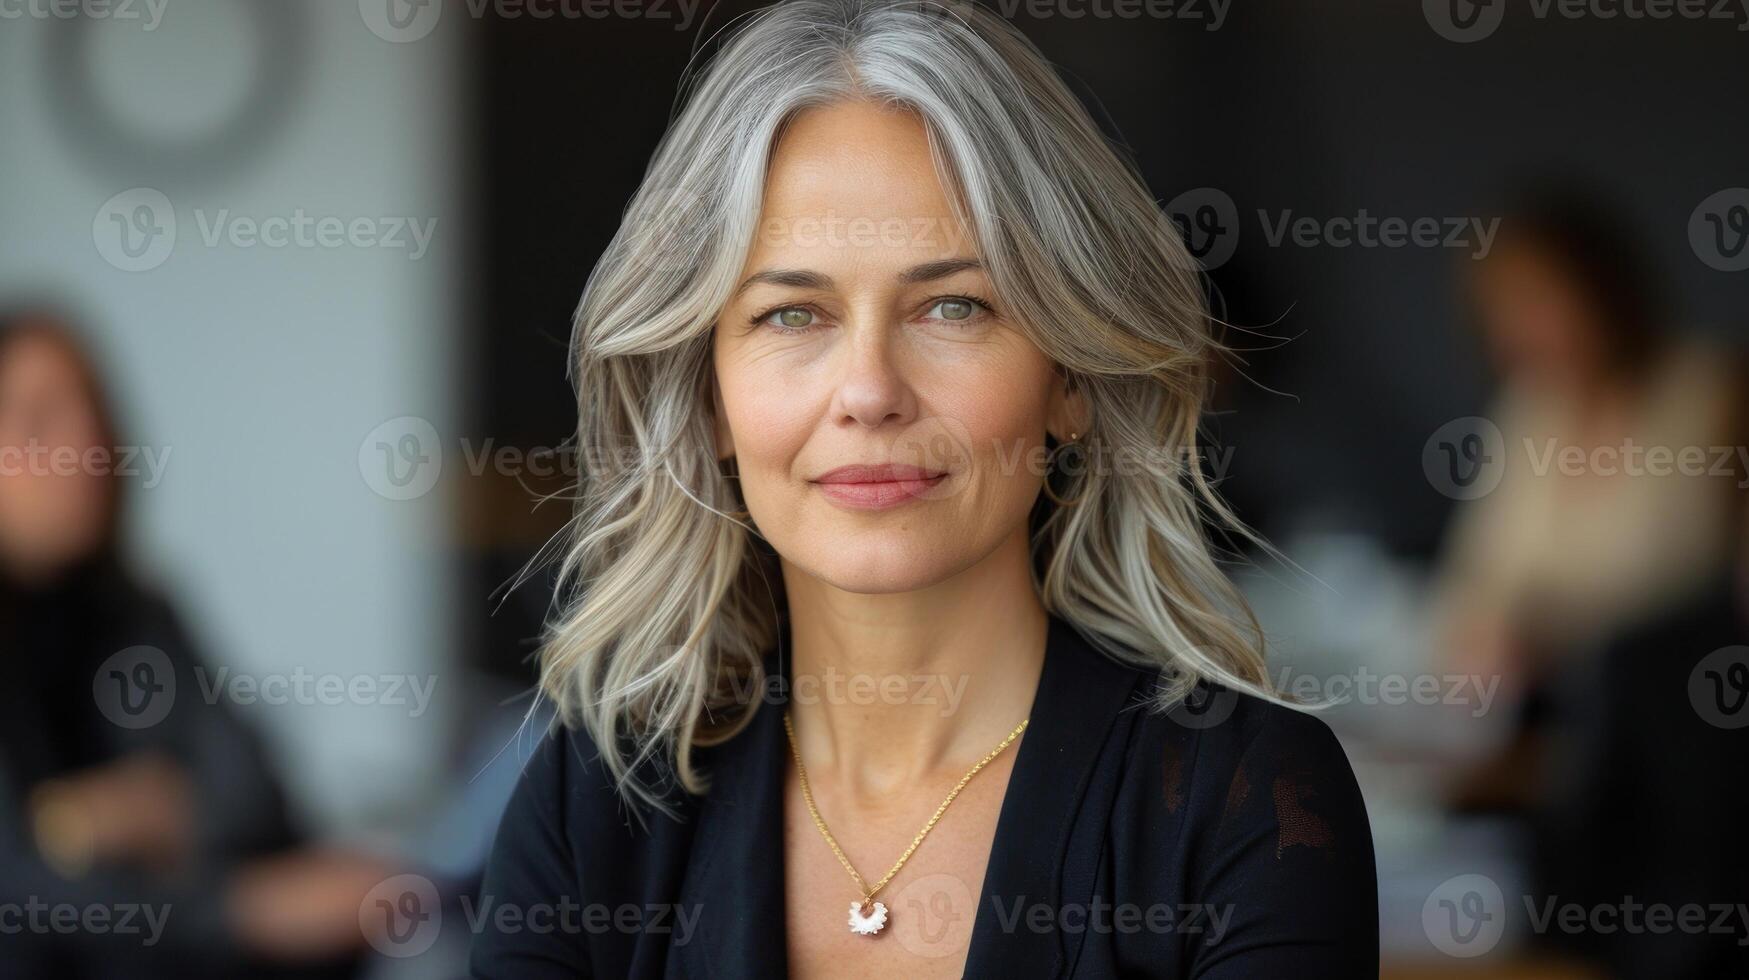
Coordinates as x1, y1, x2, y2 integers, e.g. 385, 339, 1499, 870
1125, 675, 1367, 805
1120, 676, 1376, 891
475, 715, 701, 975
494, 715, 690, 850
80, 568, 194, 652
1117, 680, 1380, 972
1064, 631, 1370, 847
474, 721, 598, 975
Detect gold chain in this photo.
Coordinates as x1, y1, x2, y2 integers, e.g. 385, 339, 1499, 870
782, 711, 1029, 903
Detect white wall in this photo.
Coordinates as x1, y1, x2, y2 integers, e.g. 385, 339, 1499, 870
0, 0, 464, 831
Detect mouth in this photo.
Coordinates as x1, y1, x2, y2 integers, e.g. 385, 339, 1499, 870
810, 463, 949, 510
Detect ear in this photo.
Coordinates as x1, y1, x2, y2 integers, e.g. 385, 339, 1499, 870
1046, 367, 1092, 442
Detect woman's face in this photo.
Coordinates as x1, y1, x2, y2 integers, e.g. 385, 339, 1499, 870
0, 328, 113, 580
712, 100, 1081, 594
1470, 237, 1609, 387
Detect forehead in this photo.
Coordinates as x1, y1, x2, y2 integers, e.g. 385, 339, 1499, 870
1, 331, 80, 383
749, 101, 975, 272
1476, 239, 1575, 295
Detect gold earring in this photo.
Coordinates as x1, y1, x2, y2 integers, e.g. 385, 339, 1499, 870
1043, 432, 1088, 507
722, 456, 751, 522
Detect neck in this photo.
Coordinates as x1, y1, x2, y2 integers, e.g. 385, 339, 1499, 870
779, 525, 1047, 800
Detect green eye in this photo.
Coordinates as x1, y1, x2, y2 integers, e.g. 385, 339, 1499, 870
927, 296, 994, 324
774, 308, 813, 330
937, 299, 974, 320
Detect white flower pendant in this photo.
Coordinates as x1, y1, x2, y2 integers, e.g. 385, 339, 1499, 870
847, 900, 888, 936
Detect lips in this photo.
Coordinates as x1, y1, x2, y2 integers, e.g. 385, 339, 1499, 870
810, 463, 948, 510
813, 464, 945, 484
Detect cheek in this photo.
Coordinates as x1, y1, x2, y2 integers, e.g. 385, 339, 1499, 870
715, 357, 815, 501
923, 357, 1054, 507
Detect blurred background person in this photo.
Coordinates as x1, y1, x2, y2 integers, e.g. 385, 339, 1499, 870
1429, 191, 1743, 742
0, 304, 566, 978
0, 308, 370, 979
1415, 192, 1749, 973
1453, 205, 1749, 975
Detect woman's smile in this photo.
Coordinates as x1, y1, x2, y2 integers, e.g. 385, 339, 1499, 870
809, 462, 949, 510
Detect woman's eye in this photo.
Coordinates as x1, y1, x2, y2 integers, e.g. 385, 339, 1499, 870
937, 299, 974, 320
924, 297, 989, 323
762, 307, 815, 331
754, 298, 990, 332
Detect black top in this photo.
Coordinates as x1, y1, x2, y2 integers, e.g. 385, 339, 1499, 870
472, 615, 1378, 978
0, 558, 299, 979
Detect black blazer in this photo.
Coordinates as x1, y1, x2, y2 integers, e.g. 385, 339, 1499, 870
472, 616, 1378, 978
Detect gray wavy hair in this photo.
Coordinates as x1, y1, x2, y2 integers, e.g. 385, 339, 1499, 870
538, 0, 1275, 811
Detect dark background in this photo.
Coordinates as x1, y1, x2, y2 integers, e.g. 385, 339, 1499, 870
467, 0, 1749, 588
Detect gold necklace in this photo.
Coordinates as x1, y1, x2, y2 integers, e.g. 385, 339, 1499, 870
782, 710, 1029, 937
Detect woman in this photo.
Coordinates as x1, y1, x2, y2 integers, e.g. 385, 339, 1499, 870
0, 310, 364, 979
1432, 194, 1742, 698
474, 2, 1377, 976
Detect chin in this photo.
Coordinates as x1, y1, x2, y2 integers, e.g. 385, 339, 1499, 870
791, 525, 975, 595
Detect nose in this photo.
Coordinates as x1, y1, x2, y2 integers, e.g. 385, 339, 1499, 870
828, 321, 917, 430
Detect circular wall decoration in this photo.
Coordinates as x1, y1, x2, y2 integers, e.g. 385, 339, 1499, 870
44, 0, 304, 188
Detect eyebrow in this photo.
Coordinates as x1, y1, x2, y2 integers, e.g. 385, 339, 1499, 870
734, 257, 983, 296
